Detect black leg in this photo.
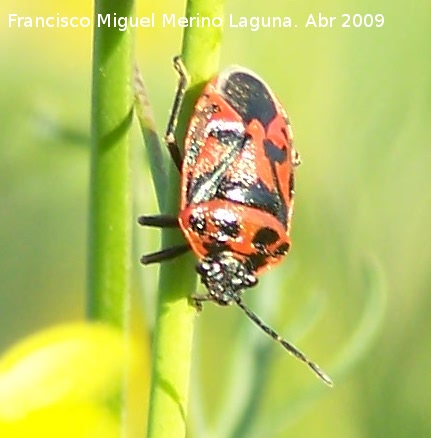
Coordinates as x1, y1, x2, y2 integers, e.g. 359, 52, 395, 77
140, 243, 191, 265
138, 214, 179, 228
164, 56, 189, 172
191, 293, 211, 312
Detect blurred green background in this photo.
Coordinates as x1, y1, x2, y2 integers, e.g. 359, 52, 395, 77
1, 0, 431, 437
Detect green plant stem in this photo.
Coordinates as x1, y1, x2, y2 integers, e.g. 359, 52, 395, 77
146, 1, 225, 437
134, 65, 167, 210
88, 0, 135, 326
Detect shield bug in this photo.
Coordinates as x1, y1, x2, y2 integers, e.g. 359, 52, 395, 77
139, 57, 332, 386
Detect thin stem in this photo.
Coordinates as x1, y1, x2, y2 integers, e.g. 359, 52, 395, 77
146, 1, 226, 437
134, 65, 168, 210
88, 0, 135, 432
88, 0, 135, 325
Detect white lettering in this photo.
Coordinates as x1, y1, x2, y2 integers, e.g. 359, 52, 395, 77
230, 15, 291, 31
305, 13, 336, 28
98, 14, 110, 27
178, 17, 188, 27
8, 14, 17, 27
117, 16, 127, 31
162, 14, 175, 27
81, 17, 91, 28
8, 14, 93, 28
45, 17, 54, 28
162, 13, 222, 28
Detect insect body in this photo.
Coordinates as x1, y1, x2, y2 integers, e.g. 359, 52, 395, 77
178, 66, 300, 305
139, 57, 332, 386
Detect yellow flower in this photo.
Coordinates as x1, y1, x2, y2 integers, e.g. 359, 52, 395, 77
0, 323, 150, 437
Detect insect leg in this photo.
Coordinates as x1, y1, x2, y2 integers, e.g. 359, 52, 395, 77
140, 244, 191, 265
191, 294, 211, 312
138, 214, 179, 228
234, 297, 333, 387
165, 56, 189, 172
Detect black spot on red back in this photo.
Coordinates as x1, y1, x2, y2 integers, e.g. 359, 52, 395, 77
246, 253, 269, 271
263, 139, 287, 164
274, 242, 290, 256
252, 227, 280, 247
189, 214, 207, 235
203, 241, 232, 255
222, 72, 277, 128
219, 178, 285, 222
215, 219, 241, 238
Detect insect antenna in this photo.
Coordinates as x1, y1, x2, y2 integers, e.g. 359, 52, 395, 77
234, 297, 333, 386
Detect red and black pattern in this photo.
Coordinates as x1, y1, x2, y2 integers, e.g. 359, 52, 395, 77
138, 57, 332, 386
